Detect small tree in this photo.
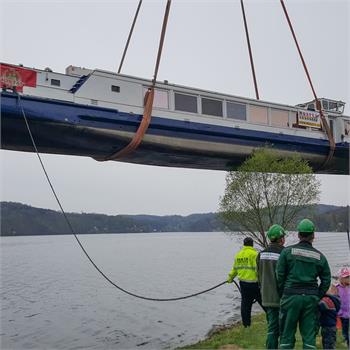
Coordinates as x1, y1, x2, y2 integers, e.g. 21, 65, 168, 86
219, 148, 320, 248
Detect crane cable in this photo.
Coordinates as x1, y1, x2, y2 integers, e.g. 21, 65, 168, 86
280, 0, 335, 169
104, 0, 171, 161
117, 0, 143, 74
240, 0, 259, 100
16, 92, 236, 301
111, 0, 334, 168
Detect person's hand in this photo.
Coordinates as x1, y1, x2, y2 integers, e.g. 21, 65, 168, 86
227, 275, 234, 283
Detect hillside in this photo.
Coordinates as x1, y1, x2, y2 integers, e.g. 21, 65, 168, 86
0, 202, 348, 236
0, 202, 225, 236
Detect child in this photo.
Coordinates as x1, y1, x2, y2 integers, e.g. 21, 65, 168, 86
319, 285, 341, 349
336, 267, 350, 347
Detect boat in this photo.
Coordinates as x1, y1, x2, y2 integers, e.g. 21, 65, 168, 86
1, 62, 349, 174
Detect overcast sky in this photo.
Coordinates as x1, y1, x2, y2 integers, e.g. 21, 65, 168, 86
1, 0, 349, 215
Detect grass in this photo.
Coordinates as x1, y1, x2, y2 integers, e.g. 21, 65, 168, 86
179, 313, 348, 349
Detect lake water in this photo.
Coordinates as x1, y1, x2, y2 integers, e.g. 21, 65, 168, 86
1, 231, 349, 349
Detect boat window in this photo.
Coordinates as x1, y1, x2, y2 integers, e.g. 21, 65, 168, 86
144, 88, 169, 109
337, 103, 345, 114
174, 92, 198, 113
271, 109, 289, 127
344, 120, 350, 136
111, 85, 120, 93
250, 105, 268, 125
328, 101, 344, 113
202, 97, 223, 117
226, 102, 246, 120
328, 101, 338, 111
322, 100, 329, 110
154, 89, 169, 109
307, 103, 315, 111
51, 79, 60, 87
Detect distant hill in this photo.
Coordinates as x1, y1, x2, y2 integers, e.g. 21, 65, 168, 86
0, 202, 226, 236
0, 202, 348, 236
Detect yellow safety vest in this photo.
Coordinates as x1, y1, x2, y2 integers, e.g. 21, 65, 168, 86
228, 246, 258, 282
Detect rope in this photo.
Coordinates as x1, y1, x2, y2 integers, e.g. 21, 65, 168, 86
16, 92, 235, 301
240, 0, 259, 100
104, 0, 172, 161
280, 0, 335, 169
118, 0, 143, 74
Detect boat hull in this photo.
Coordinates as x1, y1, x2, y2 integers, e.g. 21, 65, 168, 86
1, 92, 349, 174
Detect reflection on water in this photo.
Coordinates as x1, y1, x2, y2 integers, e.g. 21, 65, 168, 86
1, 232, 348, 349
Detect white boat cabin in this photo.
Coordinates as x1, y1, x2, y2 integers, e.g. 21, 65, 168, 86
13, 64, 350, 145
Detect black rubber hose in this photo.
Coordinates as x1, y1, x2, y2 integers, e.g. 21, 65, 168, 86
17, 93, 241, 301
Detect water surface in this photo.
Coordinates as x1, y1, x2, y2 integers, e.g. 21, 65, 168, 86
1, 231, 348, 349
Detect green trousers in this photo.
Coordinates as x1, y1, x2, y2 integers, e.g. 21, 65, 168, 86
266, 307, 279, 349
279, 294, 319, 349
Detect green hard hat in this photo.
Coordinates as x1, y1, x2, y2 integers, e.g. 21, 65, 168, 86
297, 219, 315, 234
267, 224, 286, 240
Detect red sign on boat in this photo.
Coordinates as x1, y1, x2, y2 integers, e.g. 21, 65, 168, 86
0, 64, 37, 92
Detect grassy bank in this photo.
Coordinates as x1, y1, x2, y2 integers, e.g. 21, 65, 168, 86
180, 313, 348, 349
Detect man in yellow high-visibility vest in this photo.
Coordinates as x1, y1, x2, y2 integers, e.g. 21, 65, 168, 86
227, 237, 264, 327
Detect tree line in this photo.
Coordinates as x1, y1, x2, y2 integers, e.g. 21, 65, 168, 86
1, 201, 347, 236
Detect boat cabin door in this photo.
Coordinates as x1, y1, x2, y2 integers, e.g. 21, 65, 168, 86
328, 116, 341, 143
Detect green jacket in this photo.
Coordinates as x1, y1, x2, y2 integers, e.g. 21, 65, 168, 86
228, 246, 258, 282
257, 242, 284, 307
276, 240, 331, 297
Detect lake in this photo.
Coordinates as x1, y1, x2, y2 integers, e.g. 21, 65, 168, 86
1, 231, 349, 349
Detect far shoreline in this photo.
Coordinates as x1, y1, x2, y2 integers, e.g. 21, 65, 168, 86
1, 231, 347, 238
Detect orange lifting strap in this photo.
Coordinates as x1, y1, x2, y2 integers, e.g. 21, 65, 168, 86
280, 0, 335, 168
104, 0, 171, 161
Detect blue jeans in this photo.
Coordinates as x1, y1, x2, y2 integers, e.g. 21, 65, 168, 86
321, 326, 336, 349
340, 317, 349, 346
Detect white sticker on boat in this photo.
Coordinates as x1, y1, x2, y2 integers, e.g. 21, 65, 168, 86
291, 248, 320, 260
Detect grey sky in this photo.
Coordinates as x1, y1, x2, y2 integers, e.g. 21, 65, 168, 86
1, 0, 349, 215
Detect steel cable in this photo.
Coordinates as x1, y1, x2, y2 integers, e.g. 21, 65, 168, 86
117, 0, 143, 74
280, 0, 335, 169
16, 93, 239, 301
240, 0, 259, 100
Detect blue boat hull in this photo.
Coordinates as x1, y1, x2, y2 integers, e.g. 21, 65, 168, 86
1, 92, 349, 174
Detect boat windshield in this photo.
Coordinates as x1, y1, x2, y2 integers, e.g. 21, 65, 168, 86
324, 100, 345, 114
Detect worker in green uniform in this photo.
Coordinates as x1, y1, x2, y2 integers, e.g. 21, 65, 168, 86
276, 219, 331, 349
227, 237, 264, 327
257, 224, 286, 349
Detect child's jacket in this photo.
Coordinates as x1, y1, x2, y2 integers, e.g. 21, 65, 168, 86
336, 283, 350, 318
319, 294, 341, 327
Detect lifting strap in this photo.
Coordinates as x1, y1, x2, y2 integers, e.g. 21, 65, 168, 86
240, 0, 260, 100
280, 0, 335, 169
118, 0, 143, 74
106, 88, 154, 160
105, 0, 172, 161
